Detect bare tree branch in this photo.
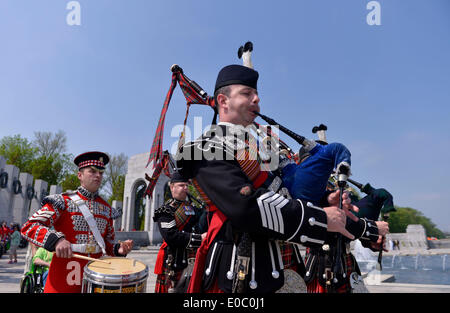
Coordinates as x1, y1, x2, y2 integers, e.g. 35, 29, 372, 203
33, 130, 67, 158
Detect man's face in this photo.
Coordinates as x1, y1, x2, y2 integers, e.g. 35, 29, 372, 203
170, 182, 189, 201
219, 84, 260, 127
78, 166, 104, 193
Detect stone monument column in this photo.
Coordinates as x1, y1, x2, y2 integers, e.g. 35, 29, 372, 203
111, 200, 123, 231
29, 179, 48, 217
148, 179, 166, 245
0, 164, 20, 223
0, 156, 8, 222
49, 185, 62, 195
144, 195, 151, 232
12, 172, 34, 225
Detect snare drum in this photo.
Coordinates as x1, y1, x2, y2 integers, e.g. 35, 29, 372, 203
82, 257, 148, 293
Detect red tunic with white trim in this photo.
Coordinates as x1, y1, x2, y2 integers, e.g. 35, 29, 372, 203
21, 186, 123, 293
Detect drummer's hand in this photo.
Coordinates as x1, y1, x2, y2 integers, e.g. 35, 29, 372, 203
327, 189, 359, 222
201, 232, 207, 241
55, 238, 73, 258
118, 240, 133, 255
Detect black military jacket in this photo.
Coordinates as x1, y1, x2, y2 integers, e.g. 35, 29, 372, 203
153, 198, 204, 271
178, 123, 330, 293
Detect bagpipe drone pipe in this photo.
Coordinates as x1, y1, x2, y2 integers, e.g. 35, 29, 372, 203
235, 41, 353, 205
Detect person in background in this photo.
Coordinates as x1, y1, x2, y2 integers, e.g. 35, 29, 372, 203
32, 247, 54, 287
8, 224, 21, 264
153, 172, 207, 293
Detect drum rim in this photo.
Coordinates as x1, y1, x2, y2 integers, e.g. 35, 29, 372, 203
83, 257, 149, 284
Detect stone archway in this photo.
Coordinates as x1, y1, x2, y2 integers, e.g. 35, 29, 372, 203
122, 152, 169, 242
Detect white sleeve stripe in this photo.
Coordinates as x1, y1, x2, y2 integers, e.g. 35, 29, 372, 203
160, 220, 176, 229
275, 198, 288, 234
267, 194, 283, 232
269, 194, 285, 207
30, 211, 54, 221
257, 191, 289, 234
258, 190, 275, 201
257, 197, 269, 228
263, 199, 275, 232
31, 217, 50, 223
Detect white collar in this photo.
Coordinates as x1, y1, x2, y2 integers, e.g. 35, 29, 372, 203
217, 122, 256, 135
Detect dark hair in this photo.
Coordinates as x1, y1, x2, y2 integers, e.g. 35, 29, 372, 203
214, 85, 232, 109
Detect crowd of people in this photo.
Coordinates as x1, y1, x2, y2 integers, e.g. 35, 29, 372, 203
0, 220, 23, 264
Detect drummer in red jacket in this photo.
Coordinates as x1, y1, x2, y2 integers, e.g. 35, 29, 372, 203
21, 151, 133, 293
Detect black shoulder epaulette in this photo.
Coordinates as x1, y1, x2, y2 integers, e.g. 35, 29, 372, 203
41, 194, 66, 211
154, 202, 173, 216
153, 199, 183, 221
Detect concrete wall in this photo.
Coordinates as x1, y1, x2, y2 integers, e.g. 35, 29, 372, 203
0, 163, 19, 223
0, 156, 10, 222
0, 156, 64, 227
428, 239, 450, 249
115, 231, 150, 247
111, 200, 123, 231
12, 172, 34, 225
387, 224, 429, 251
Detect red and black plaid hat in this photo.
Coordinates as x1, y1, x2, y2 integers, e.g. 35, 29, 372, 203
74, 151, 109, 170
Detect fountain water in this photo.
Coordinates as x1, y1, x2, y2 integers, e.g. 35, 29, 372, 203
381, 254, 450, 285
399, 256, 408, 270
414, 253, 419, 270
390, 254, 396, 268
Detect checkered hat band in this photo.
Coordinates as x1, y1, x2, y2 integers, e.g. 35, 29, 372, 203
78, 160, 105, 168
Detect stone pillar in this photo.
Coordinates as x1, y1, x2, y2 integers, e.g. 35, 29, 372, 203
123, 196, 131, 231
0, 156, 8, 222
0, 164, 20, 223
12, 172, 34, 225
0, 156, 5, 173
49, 185, 62, 195
148, 177, 167, 245
29, 180, 48, 217
144, 195, 151, 232
111, 200, 123, 231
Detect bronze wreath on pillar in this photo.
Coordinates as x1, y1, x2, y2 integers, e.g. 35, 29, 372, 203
0, 171, 8, 189
26, 185, 35, 200
12, 179, 22, 195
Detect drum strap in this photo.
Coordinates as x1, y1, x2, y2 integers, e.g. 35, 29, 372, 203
69, 192, 107, 255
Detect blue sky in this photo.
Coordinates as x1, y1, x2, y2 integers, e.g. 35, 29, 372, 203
0, 0, 449, 231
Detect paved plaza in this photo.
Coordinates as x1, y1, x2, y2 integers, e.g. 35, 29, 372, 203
1, 246, 450, 293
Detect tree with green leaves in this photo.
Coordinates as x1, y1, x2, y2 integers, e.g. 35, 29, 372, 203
60, 173, 79, 192
0, 135, 36, 173
0, 131, 76, 187
102, 153, 128, 203
32, 130, 76, 186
